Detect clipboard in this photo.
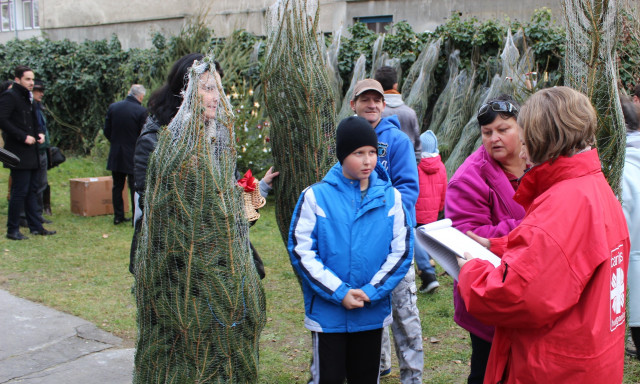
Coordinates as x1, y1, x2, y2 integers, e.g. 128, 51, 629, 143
415, 219, 501, 280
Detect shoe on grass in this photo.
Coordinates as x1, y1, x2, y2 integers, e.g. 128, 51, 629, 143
419, 272, 440, 293
626, 335, 637, 358
30, 228, 56, 236
6, 231, 28, 240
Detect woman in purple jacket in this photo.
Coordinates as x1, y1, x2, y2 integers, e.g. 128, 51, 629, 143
444, 94, 527, 384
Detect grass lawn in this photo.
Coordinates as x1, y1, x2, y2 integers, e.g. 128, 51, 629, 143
0, 155, 639, 383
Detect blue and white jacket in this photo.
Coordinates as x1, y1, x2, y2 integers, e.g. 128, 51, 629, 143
375, 115, 419, 226
288, 162, 413, 333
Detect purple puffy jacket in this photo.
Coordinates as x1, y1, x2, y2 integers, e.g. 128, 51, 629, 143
445, 146, 525, 341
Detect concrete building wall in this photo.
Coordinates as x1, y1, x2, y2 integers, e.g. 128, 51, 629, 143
342, 0, 560, 33
206, 0, 561, 37
0, 0, 562, 49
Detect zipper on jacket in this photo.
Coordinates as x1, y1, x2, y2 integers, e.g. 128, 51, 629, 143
502, 262, 509, 283
309, 295, 316, 314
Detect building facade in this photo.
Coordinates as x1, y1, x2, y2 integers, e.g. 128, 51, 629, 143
0, 0, 561, 49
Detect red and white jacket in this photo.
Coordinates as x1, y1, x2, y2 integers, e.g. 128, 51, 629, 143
459, 149, 629, 383
415, 154, 447, 225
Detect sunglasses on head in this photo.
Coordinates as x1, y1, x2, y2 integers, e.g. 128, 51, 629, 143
477, 101, 518, 118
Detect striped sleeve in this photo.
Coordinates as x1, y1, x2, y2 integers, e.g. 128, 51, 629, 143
288, 187, 350, 304
361, 188, 413, 303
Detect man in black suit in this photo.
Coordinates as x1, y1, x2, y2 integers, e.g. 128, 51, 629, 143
104, 84, 147, 225
0, 66, 55, 239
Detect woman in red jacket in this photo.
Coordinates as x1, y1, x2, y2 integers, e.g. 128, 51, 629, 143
458, 86, 629, 383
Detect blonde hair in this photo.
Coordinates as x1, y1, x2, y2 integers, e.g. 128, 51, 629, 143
518, 86, 596, 164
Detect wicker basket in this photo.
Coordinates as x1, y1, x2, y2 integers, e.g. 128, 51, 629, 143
243, 181, 266, 222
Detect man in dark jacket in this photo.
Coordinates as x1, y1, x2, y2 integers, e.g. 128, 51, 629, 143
104, 84, 147, 225
0, 66, 55, 239
32, 80, 52, 221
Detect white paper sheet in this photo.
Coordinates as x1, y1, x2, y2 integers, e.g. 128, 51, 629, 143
416, 219, 501, 280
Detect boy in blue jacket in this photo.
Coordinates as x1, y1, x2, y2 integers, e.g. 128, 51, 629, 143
288, 116, 413, 383
351, 79, 422, 381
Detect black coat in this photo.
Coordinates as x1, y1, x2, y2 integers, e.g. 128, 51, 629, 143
0, 83, 42, 170
133, 116, 160, 195
104, 95, 147, 174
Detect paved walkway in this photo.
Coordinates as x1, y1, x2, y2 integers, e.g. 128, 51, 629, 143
0, 289, 134, 383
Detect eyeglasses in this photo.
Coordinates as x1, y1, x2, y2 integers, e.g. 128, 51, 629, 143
477, 101, 519, 118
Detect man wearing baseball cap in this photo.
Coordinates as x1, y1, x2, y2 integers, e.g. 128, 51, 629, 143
350, 79, 423, 383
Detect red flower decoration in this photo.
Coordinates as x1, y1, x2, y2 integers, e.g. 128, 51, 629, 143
237, 170, 257, 192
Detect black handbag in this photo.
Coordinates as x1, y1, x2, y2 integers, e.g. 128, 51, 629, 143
47, 146, 66, 169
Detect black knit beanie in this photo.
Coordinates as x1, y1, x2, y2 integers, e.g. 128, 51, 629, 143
336, 116, 379, 164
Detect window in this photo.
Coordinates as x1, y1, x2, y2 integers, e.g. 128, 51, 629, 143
353, 15, 393, 34
1, 0, 13, 32
0, 0, 38, 32
22, 0, 32, 28
22, 0, 37, 29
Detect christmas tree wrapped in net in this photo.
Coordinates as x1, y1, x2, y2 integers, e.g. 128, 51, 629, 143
337, 54, 367, 121
262, 0, 337, 242
563, 0, 625, 195
134, 56, 266, 383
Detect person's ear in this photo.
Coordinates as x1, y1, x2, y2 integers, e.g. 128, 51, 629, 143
350, 99, 356, 112
392, 83, 398, 91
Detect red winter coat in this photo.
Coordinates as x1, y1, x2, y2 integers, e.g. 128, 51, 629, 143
415, 155, 447, 225
458, 149, 629, 384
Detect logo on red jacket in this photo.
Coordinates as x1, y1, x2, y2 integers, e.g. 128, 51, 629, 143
610, 243, 625, 332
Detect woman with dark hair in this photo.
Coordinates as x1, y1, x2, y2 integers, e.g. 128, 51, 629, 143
129, 54, 274, 278
458, 86, 629, 383
445, 94, 527, 384
129, 53, 205, 275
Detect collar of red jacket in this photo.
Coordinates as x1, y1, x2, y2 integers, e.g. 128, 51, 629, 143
514, 149, 602, 210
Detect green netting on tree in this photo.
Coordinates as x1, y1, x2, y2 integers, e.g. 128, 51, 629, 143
437, 69, 477, 161
562, 0, 625, 196
263, 0, 337, 242
325, 26, 344, 107
404, 38, 442, 132
428, 50, 461, 136
134, 56, 266, 383
370, 34, 386, 77
337, 54, 367, 121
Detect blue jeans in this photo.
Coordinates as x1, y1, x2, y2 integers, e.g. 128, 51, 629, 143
8, 168, 43, 234
413, 228, 435, 275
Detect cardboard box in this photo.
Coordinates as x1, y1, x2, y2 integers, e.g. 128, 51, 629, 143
70, 176, 129, 217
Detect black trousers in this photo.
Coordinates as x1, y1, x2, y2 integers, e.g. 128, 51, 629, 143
468, 332, 492, 384
112, 171, 134, 220
8, 168, 43, 234
310, 329, 383, 384
631, 327, 640, 359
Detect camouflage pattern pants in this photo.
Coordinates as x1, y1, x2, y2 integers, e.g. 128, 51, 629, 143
380, 266, 424, 383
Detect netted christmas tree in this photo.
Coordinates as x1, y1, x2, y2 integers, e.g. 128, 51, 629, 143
337, 54, 367, 121
134, 56, 266, 383
262, 0, 337, 242
404, 37, 442, 131
563, 0, 625, 195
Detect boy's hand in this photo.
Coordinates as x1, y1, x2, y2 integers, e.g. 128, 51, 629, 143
350, 289, 370, 303
342, 289, 366, 310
